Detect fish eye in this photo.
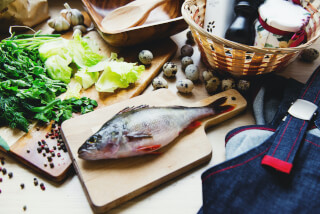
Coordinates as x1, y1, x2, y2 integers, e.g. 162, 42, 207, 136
88, 136, 97, 144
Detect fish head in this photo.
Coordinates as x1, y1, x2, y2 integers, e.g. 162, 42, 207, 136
78, 127, 123, 160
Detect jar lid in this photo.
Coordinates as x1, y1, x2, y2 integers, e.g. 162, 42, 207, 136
259, 0, 310, 32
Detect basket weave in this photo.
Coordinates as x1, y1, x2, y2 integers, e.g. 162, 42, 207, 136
181, 0, 320, 76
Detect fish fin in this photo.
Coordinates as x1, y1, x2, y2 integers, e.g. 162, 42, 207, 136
186, 120, 202, 131
116, 105, 149, 115
207, 96, 234, 114
125, 131, 153, 139
136, 144, 161, 152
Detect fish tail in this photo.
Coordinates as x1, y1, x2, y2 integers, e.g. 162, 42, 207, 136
207, 97, 234, 115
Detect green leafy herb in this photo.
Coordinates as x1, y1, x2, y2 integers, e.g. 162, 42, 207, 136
0, 32, 98, 132
31, 97, 98, 123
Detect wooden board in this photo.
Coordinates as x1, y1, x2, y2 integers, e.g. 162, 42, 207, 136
0, 31, 177, 181
61, 89, 247, 213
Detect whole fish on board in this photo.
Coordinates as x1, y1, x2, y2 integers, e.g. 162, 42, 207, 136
78, 97, 234, 160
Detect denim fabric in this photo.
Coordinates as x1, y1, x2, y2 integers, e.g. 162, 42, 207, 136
315, 108, 320, 129
252, 75, 303, 126
225, 126, 320, 160
262, 68, 320, 172
200, 131, 320, 214
199, 66, 320, 214
225, 126, 274, 160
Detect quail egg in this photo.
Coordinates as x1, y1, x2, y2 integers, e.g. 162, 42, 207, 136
300, 48, 319, 62
205, 76, 221, 94
202, 70, 214, 82
138, 50, 153, 65
163, 62, 178, 78
181, 56, 193, 70
186, 30, 195, 45
185, 64, 199, 81
152, 77, 168, 90
237, 79, 250, 92
221, 78, 236, 91
181, 44, 194, 57
176, 79, 194, 93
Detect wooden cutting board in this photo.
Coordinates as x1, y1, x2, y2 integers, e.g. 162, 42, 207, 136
0, 31, 177, 181
61, 89, 247, 213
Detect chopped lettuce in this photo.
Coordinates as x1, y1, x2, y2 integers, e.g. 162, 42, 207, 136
39, 34, 103, 83
95, 61, 145, 92
38, 38, 69, 61
75, 68, 99, 89
45, 55, 72, 83
68, 33, 103, 68
39, 35, 144, 93
87, 53, 124, 73
64, 79, 82, 99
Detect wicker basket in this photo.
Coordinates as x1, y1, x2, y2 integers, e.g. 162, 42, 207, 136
181, 0, 320, 76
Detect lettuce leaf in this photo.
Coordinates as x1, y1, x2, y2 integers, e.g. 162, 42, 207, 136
64, 79, 82, 99
38, 38, 69, 61
45, 55, 72, 83
75, 68, 99, 89
95, 61, 145, 92
67, 34, 103, 68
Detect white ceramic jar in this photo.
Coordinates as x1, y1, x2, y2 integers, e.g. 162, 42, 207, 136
254, 0, 311, 48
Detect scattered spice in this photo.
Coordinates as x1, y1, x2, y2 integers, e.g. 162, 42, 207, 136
8, 172, 13, 178
47, 156, 52, 162
40, 183, 45, 191
26, 150, 30, 153
1, 159, 5, 165
50, 163, 54, 168
0, 178, 2, 182
20, 183, 25, 189
23, 205, 27, 211
37, 147, 42, 153
2, 168, 7, 175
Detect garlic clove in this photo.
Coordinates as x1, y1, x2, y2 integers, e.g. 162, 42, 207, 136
73, 25, 87, 33
73, 28, 82, 38
47, 19, 55, 29
60, 8, 68, 19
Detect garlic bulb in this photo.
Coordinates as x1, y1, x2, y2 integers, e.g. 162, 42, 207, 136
47, 17, 70, 32
61, 3, 84, 26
